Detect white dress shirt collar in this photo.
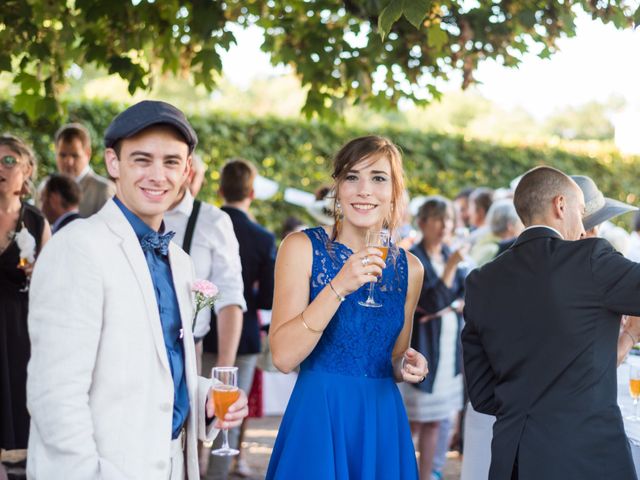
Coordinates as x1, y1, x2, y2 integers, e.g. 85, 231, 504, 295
522, 224, 564, 240
76, 165, 91, 183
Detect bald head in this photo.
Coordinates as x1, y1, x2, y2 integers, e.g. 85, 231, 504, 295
514, 166, 585, 240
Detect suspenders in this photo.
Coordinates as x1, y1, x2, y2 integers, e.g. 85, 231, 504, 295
181, 199, 201, 254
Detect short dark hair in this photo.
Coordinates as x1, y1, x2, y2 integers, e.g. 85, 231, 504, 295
455, 187, 474, 201
55, 123, 91, 150
470, 187, 494, 215
417, 195, 454, 222
44, 173, 81, 208
220, 158, 257, 202
514, 166, 574, 225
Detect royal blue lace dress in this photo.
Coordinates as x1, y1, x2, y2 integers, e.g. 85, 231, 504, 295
266, 227, 418, 480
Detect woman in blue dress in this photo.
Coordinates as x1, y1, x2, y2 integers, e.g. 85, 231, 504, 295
266, 135, 429, 479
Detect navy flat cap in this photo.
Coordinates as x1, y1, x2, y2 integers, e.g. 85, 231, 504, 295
104, 100, 198, 152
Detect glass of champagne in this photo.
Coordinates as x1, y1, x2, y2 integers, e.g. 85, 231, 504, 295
211, 366, 240, 456
17, 257, 31, 292
628, 365, 640, 422
358, 230, 391, 308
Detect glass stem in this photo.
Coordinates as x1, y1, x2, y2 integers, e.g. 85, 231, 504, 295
367, 281, 375, 300
221, 428, 230, 450
635, 398, 638, 419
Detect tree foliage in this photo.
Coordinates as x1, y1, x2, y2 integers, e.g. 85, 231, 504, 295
1, 0, 639, 120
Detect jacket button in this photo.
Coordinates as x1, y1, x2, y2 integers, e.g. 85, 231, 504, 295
161, 403, 171, 412
156, 460, 166, 469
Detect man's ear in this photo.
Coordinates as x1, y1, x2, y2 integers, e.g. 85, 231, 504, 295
104, 148, 120, 179
184, 155, 193, 179
249, 188, 255, 201
552, 194, 566, 219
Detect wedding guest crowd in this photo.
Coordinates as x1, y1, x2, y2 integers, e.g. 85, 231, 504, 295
5, 97, 640, 480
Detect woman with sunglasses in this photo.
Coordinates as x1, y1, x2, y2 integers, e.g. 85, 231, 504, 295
0, 134, 50, 469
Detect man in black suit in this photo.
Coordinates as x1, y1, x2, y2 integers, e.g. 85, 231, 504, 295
462, 165, 640, 480
40, 173, 81, 234
206, 158, 276, 479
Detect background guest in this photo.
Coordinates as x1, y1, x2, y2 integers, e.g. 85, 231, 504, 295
40, 173, 81, 234
207, 158, 276, 479
468, 188, 493, 232
51, 122, 115, 217
0, 134, 50, 474
470, 199, 523, 265
401, 196, 466, 480
454, 187, 474, 230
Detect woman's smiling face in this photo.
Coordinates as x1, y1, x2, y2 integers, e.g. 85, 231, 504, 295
336, 153, 393, 230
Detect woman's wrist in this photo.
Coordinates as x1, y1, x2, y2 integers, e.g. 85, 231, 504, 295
328, 280, 347, 303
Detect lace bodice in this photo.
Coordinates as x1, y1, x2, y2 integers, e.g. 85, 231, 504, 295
301, 227, 408, 378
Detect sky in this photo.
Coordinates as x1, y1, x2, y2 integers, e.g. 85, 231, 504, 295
220, 11, 640, 120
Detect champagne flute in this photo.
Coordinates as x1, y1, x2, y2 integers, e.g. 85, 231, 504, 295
628, 365, 640, 422
358, 230, 390, 308
211, 366, 240, 456
17, 257, 31, 292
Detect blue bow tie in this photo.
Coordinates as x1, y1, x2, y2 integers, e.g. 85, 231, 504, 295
140, 230, 175, 256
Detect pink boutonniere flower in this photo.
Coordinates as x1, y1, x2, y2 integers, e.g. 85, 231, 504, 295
191, 280, 219, 332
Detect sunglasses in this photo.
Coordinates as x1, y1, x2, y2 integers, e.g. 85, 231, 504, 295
0, 155, 19, 168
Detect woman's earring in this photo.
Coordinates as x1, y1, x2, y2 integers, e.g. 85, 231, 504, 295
335, 200, 343, 219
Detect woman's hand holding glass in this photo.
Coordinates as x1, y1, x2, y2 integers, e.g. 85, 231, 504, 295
399, 348, 429, 384
331, 247, 386, 297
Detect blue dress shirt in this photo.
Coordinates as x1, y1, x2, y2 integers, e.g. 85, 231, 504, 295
114, 197, 189, 439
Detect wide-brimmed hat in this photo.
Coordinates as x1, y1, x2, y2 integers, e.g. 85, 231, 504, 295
571, 175, 637, 230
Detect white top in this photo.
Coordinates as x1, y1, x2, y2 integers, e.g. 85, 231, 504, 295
626, 231, 640, 262
164, 190, 247, 338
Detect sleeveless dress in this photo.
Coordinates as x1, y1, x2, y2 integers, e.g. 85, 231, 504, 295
0, 203, 44, 449
266, 227, 418, 480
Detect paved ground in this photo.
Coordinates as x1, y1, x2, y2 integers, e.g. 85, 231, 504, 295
3, 417, 462, 479
228, 416, 462, 479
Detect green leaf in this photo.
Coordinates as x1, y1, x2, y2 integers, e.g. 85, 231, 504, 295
634, 5, 640, 28
427, 24, 448, 51
516, 9, 536, 29
15, 72, 41, 94
378, 0, 404, 40
13, 92, 39, 120
403, 0, 430, 29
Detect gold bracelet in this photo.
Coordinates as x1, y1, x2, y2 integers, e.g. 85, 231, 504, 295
329, 280, 346, 303
624, 330, 639, 345
301, 311, 323, 334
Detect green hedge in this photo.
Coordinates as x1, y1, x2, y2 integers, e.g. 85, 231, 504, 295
2, 99, 639, 235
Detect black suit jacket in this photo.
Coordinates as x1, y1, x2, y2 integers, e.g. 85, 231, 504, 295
462, 227, 640, 480
205, 207, 276, 355
52, 211, 81, 234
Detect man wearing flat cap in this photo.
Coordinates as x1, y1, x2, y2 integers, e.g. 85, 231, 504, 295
26, 100, 249, 479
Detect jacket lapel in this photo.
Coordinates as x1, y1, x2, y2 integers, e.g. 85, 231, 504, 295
98, 200, 170, 373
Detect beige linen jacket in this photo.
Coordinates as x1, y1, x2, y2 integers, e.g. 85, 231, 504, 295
26, 199, 217, 479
